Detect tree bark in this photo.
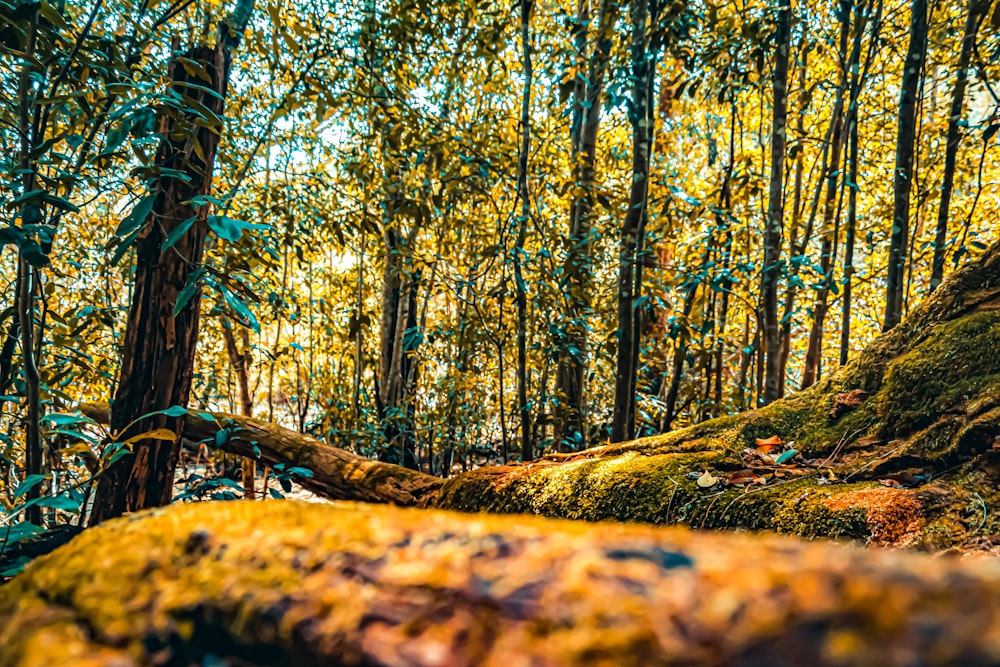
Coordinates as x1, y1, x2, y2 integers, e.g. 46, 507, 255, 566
761, 0, 790, 405
376, 229, 420, 469
79, 402, 442, 506
88, 9, 254, 524
884, 0, 927, 331
839, 0, 873, 365
930, 0, 984, 292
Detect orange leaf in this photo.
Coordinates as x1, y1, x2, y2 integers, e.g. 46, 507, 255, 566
755, 435, 784, 447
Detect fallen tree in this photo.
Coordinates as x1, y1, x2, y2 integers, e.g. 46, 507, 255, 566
75, 244, 1000, 549
77, 402, 443, 506
6, 499, 1000, 667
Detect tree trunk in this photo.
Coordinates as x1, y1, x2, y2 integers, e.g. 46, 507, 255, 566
801, 0, 854, 389
377, 230, 420, 469
884, 0, 928, 331
88, 36, 240, 525
612, 0, 655, 443
221, 314, 256, 499
78, 402, 442, 506
761, 0, 790, 405
930, 0, 983, 292
555, 0, 620, 450
839, 0, 873, 365
515, 0, 533, 461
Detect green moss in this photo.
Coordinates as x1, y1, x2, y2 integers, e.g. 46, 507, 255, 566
878, 310, 1000, 439
8, 500, 1000, 666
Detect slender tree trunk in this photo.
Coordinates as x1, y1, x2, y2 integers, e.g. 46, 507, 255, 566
884, 0, 927, 331
930, 0, 983, 292
515, 0, 533, 460
662, 278, 700, 430
377, 233, 420, 469
801, 0, 853, 389
777, 34, 808, 398
612, 0, 655, 443
15, 10, 42, 525
555, 0, 619, 450
221, 314, 255, 499
711, 100, 737, 415
761, 0, 791, 405
353, 236, 365, 447
840, 0, 871, 365
89, 6, 255, 524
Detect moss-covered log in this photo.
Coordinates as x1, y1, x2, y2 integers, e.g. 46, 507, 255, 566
76, 245, 1000, 547
430, 244, 1000, 548
77, 402, 442, 506
7, 500, 1000, 667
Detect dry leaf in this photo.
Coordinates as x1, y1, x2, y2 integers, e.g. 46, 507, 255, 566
696, 471, 719, 488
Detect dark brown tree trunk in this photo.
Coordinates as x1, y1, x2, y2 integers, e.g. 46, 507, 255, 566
88, 39, 237, 525
761, 0, 790, 405
884, 0, 927, 331
801, 0, 853, 389
930, 0, 983, 292
555, 0, 619, 450
612, 0, 656, 443
515, 0, 533, 460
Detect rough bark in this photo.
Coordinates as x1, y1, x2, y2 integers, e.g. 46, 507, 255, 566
801, 0, 852, 389
377, 229, 420, 469
8, 500, 1000, 666
88, 42, 233, 525
515, 0, 533, 460
220, 314, 256, 498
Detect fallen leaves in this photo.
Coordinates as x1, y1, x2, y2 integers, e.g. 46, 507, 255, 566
689, 435, 805, 491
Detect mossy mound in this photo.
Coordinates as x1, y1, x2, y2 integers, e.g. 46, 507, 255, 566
433, 246, 1000, 547
7, 500, 1000, 666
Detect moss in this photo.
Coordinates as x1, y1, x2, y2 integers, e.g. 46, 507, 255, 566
878, 310, 1000, 439
8, 501, 1000, 666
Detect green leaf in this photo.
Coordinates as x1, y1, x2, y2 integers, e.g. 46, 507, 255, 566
161, 405, 188, 418
13, 475, 46, 501
0, 521, 41, 547
162, 216, 198, 252
41, 412, 95, 427
173, 271, 203, 316
33, 494, 80, 512
206, 216, 268, 242
115, 194, 155, 238
110, 225, 142, 267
